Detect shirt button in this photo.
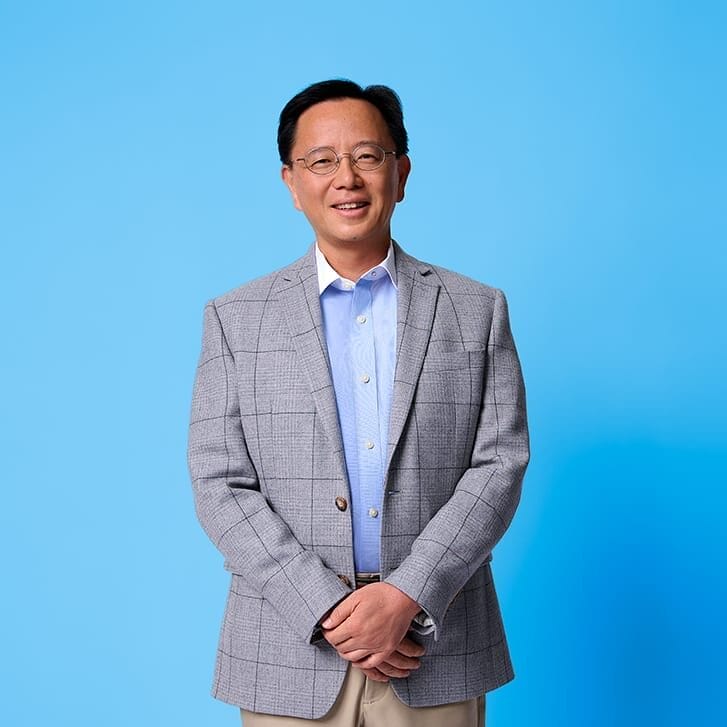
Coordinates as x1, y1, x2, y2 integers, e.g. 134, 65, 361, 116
356, 314, 367, 324
365, 440, 375, 450
343, 281, 353, 290
335, 496, 348, 512
371, 270, 378, 277
360, 374, 371, 384
368, 507, 379, 518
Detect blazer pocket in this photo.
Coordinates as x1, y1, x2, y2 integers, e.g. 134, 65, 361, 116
421, 348, 486, 372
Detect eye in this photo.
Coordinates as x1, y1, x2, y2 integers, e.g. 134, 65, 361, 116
306, 148, 337, 168
353, 145, 385, 167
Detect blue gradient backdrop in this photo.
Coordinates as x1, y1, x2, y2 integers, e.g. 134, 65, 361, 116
1, 2, 725, 725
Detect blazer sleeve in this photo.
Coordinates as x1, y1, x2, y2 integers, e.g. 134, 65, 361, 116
384, 288, 530, 638
187, 300, 352, 643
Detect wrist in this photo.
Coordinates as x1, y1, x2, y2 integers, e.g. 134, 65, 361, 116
386, 583, 422, 619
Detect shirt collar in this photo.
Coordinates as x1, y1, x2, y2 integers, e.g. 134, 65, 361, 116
314, 241, 398, 295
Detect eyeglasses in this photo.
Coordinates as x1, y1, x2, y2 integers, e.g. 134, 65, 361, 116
293, 143, 396, 175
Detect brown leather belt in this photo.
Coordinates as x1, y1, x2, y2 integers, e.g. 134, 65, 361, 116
354, 572, 381, 586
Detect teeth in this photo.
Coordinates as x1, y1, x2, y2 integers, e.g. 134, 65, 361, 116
334, 202, 366, 209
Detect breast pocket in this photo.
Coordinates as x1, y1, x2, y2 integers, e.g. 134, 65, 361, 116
414, 349, 487, 473
420, 349, 486, 373
417, 349, 487, 425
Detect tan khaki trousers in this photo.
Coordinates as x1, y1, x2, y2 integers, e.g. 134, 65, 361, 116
241, 665, 485, 727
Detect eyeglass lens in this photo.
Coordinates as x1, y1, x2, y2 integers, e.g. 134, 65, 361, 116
304, 144, 388, 174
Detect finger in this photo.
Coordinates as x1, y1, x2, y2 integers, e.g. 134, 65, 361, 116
396, 637, 426, 658
374, 660, 412, 679
337, 647, 373, 662
322, 626, 353, 647
355, 666, 389, 683
322, 630, 345, 649
321, 598, 354, 629
353, 653, 386, 670
380, 650, 420, 670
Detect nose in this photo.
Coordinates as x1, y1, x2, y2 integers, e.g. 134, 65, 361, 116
333, 154, 361, 188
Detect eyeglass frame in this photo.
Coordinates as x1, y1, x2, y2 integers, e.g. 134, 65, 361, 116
292, 142, 398, 175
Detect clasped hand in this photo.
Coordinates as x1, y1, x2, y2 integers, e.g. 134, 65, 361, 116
321, 582, 425, 682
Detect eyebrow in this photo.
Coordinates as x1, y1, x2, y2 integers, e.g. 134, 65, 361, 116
305, 139, 387, 152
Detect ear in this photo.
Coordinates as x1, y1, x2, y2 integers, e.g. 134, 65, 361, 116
395, 154, 411, 202
281, 165, 302, 211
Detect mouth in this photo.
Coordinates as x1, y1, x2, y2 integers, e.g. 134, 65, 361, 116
331, 201, 370, 210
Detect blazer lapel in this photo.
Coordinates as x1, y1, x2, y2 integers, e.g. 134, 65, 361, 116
277, 248, 349, 485
386, 242, 440, 472
275, 242, 440, 485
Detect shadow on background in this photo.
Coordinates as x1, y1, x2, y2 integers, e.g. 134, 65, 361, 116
499, 438, 725, 727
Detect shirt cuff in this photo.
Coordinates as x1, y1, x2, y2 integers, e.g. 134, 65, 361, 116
409, 609, 435, 635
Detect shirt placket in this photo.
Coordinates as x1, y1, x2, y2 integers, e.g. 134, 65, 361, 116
350, 278, 383, 573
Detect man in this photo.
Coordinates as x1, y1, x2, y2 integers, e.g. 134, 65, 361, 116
187, 79, 529, 726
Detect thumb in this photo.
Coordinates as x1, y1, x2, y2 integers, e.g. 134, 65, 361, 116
321, 595, 354, 629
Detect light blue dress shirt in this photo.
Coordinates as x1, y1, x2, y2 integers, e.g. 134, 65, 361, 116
315, 243, 397, 574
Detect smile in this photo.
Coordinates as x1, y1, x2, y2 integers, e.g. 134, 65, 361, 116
332, 202, 369, 210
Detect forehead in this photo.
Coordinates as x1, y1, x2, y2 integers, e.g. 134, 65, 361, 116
293, 98, 393, 150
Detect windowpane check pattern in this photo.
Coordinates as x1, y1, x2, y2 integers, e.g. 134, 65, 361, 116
187, 241, 529, 719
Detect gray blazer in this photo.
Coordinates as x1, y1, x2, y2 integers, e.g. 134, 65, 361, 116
187, 242, 529, 718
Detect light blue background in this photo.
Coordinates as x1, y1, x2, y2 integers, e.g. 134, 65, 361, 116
2, 2, 725, 725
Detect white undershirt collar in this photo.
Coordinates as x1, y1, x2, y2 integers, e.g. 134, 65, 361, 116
314, 241, 398, 295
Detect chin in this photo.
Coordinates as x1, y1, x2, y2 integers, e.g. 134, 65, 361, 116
333, 228, 383, 246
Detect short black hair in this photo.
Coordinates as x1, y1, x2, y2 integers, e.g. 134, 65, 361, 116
277, 79, 409, 165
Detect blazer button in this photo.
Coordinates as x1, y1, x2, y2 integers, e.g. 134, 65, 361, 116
335, 496, 348, 512
338, 574, 352, 587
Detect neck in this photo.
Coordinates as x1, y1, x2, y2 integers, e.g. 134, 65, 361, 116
317, 238, 390, 281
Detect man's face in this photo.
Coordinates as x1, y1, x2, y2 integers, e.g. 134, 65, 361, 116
282, 98, 411, 253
